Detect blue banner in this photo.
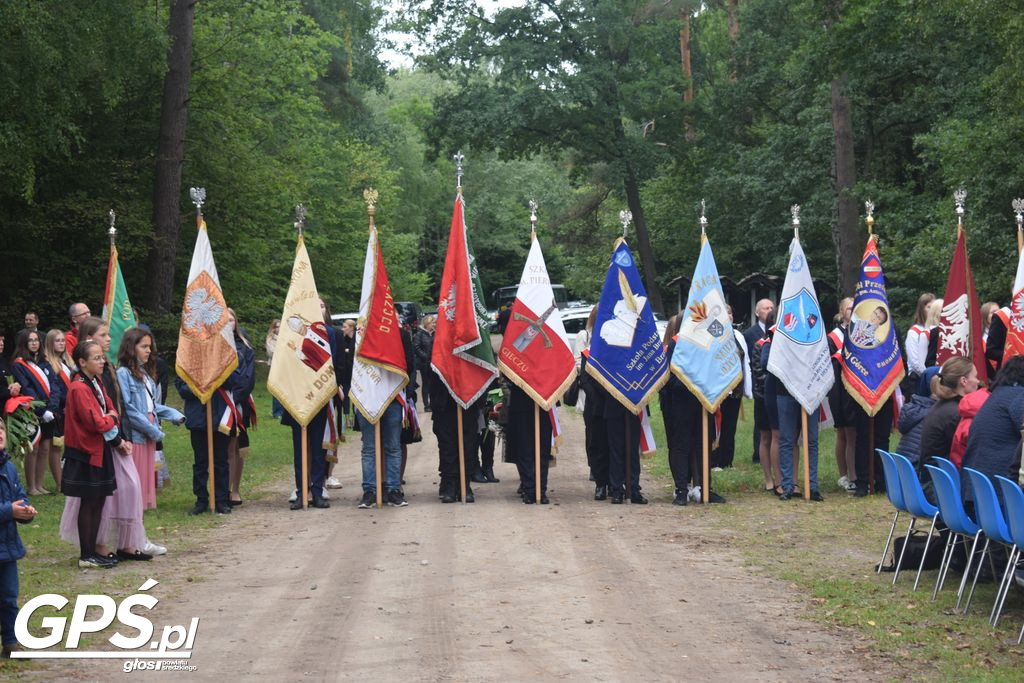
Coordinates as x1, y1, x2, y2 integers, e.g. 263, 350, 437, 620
584, 239, 668, 413
671, 238, 742, 413
841, 235, 905, 416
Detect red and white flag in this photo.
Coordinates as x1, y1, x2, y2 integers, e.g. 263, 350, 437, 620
1001, 235, 1024, 362
498, 231, 576, 410
351, 224, 408, 423
936, 227, 985, 380
431, 194, 497, 407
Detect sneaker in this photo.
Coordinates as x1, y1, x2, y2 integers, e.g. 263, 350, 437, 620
837, 475, 850, 490
325, 476, 343, 489
358, 490, 376, 509
143, 542, 167, 556
320, 488, 330, 501
708, 491, 727, 504
289, 489, 298, 503
688, 485, 701, 502
672, 490, 688, 506
846, 481, 858, 492
809, 490, 825, 502
78, 555, 112, 569
387, 490, 409, 507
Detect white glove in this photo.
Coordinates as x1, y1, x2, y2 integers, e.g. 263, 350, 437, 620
42, 411, 55, 424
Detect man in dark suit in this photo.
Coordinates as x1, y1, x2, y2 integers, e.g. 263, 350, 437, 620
742, 298, 774, 464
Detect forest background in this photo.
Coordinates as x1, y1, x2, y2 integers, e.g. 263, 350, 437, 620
2, 0, 1023, 347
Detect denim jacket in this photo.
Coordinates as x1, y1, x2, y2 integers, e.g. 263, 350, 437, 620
0, 450, 29, 562
116, 366, 184, 444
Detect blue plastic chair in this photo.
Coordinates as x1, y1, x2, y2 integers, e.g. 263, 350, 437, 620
963, 468, 1014, 614
876, 450, 908, 576
993, 476, 1024, 631
931, 456, 962, 497
925, 465, 981, 604
893, 453, 941, 590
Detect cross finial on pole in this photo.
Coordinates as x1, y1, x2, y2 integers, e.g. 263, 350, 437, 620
699, 199, 708, 236
1013, 198, 1024, 230
189, 187, 206, 214
790, 204, 801, 240
454, 150, 465, 192
294, 203, 307, 237
529, 199, 538, 234
954, 187, 967, 228
865, 200, 875, 237
108, 209, 117, 247
619, 209, 632, 239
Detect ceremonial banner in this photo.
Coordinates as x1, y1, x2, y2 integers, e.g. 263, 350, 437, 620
431, 194, 498, 407
766, 237, 833, 414
102, 244, 137, 363
351, 225, 408, 423
841, 236, 905, 414
175, 217, 237, 404
1002, 238, 1024, 361
585, 239, 668, 413
498, 232, 576, 410
267, 235, 336, 426
936, 228, 986, 381
671, 238, 742, 413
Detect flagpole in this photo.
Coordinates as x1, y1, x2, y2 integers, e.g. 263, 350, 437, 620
301, 426, 309, 508
1013, 198, 1024, 255
375, 422, 383, 508
190, 188, 217, 513
865, 201, 876, 496
534, 403, 542, 504
457, 406, 467, 504
791, 205, 811, 502
624, 414, 632, 503
702, 410, 710, 504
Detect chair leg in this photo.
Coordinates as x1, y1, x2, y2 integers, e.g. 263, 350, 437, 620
964, 538, 991, 614
956, 531, 983, 610
992, 546, 1019, 628
878, 510, 900, 573
913, 514, 938, 591
933, 532, 956, 601
894, 517, 917, 586
1018, 618, 1024, 645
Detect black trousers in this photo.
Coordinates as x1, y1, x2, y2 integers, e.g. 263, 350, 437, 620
510, 407, 551, 495
854, 397, 893, 491
607, 411, 641, 494
291, 409, 328, 498
419, 369, 433, 409
433, 405, 480, 481
477, 428, 496, 471
191, 429, 230, 507
711, 395, 742, 468
584, 409, 609, 487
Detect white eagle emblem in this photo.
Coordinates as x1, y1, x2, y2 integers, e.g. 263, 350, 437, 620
938, 294, 970, 355
184, 287, 225, 332
438, 284, 457, 322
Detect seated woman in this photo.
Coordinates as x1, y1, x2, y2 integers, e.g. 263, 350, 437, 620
961, 356, 1024, 504
917, 356, 980, 505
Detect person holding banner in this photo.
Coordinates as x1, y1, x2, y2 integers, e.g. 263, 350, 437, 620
430, 370, 479, 503
225, 310, 256, 507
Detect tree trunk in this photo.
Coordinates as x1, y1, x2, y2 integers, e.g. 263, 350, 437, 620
726, 0, 740, 43
622, 162, 665, 315
831, 76, 860, 296
146, 0, 196, 312
680, 10, 694, 140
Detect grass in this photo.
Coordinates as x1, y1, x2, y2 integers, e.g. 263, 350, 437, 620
643, 398, 1024, 680
2, 362, 293, 674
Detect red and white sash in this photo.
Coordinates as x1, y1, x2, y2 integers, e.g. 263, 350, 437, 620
15, 358, 50, 398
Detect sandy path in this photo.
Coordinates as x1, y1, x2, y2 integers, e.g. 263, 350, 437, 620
53, 410, 889, 681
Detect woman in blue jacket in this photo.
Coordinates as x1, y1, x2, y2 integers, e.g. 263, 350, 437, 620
0, 418, 37, 657
11, 329, 61, 496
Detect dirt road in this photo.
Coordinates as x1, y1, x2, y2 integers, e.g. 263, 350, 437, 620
58, 410, 887, 681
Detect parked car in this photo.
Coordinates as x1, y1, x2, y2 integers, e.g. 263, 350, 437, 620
330, 312, 360, 326
561, 306, 669, 359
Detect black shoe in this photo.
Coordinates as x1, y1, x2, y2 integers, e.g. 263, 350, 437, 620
117, 549, 153, 561
102, 552, 120, 566
470, 471, 488, 484
516, 483, 524, 495
215, 503, 233, 514
523, 493, 535, 504
610, 491, 624, 504
809, 490, 824, 502
853, 486, 869, 498
594, 485, 608, 501
630, 492, 648, 504
779, 491, 793, 501
311, 495, 330, 509
672, 490, 688, 506
229, 498, 243, 506
540, 494, 550, 504
387, 490, 409, 507
708, 492, 727, 504
588, 473, 595, 482
424, 405, 431, 412
358, 490, 376, 508
290, 499, 304, 510
483, 467, 500, 483
189, 502, 209, 516
462, 487, 475, 503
